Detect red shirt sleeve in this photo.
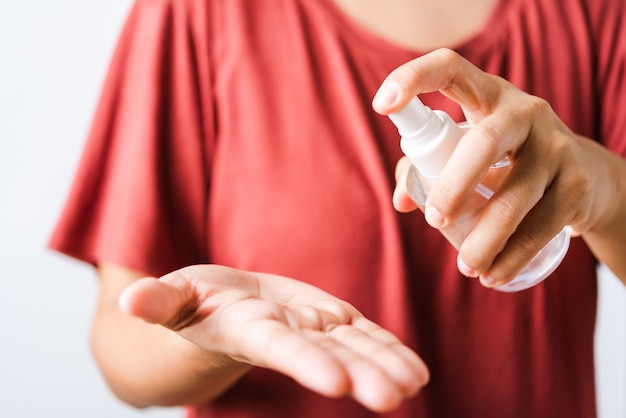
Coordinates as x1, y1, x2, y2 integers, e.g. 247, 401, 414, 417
48, 0, 215, 277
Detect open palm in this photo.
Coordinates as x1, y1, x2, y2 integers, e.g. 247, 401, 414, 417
118, 264, 429, 412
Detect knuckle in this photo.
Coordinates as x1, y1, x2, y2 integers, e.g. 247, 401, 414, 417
565, 166, 593, 197
525, 95, 553, 120
430, 179, 465, 215
557, 166, 594, 224
509, 225, 544, 255
394, 61, 422, 82
489, 189, 527, 227
472, 123, 506, 157
432, 48, 461, 66
546, 135, 593, 211
549, 130, 576, 159
490, 257, 525, 284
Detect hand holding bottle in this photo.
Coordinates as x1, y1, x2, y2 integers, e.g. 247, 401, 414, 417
385, 96, 570, 291
373, 48, 626, 287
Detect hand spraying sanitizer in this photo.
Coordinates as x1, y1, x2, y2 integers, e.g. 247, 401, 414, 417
389, 97, 570, 292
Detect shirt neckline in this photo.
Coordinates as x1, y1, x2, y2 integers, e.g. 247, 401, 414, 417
316, 0, 515, 59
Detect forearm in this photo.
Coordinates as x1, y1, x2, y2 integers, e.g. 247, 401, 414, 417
92, 264, 250, 408
580, 144, 626, 285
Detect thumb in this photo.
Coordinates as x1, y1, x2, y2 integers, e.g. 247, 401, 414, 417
118, 276, 195, 325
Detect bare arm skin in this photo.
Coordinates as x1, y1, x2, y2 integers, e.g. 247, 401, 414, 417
92, 263, 250, 408
375, 49, 626, 287
91, 263, 429, 413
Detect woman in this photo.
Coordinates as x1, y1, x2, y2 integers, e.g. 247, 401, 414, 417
50, 0, 626, 416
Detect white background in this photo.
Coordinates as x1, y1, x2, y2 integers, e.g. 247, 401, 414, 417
0, 1, 623, 417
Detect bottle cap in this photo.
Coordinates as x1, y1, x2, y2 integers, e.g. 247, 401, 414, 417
388, 96, 433, 136
389, 97, 464, 178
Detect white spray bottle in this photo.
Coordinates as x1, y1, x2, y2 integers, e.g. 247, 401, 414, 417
389, 97, 570, 292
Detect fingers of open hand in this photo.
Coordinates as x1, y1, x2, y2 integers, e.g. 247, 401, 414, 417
234, 315, 427, 413
336, 317, 429, 396
119, 266, 428, 412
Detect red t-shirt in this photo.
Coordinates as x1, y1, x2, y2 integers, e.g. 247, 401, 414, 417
49, 0, 626, 417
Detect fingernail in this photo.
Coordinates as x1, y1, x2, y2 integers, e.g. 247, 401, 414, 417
373, 80, 399, 110
480, 275, 497, 287
425, 205, 445, 228
458, 259, 478, 278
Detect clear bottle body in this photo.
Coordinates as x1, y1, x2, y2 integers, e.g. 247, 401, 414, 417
389, 97, 570, 292
406, 158, 571, 292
